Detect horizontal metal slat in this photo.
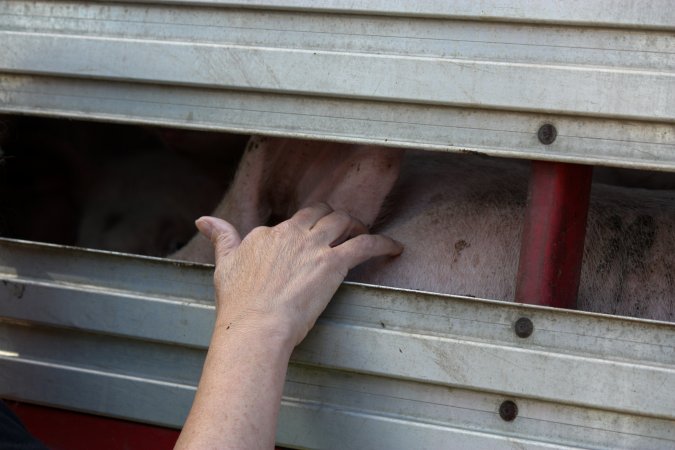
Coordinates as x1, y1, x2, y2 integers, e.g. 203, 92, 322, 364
1, 323, 672, 449
3, 3, 672, 70
280, 365, 674, 449
1, 322, 673, 449
1, 1, 673, 170
0, 357, 196, 427
114, 0, 675, 29
2, 33, 672, 121
0, 238, 673, 448
2, 75, 674, 171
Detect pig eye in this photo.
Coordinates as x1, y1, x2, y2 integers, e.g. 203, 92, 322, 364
102, 213, 123, 232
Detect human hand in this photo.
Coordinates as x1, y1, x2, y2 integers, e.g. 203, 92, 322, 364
195, 203, 403, 347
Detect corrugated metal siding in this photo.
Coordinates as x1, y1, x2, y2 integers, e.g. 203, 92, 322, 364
0, 239, 673, 449
1, 3, 674, 448
0, 1, 673, 169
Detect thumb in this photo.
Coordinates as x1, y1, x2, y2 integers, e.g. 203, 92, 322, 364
195, 216, 242, 264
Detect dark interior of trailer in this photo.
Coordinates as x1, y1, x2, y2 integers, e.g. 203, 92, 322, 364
2, 114, 675, 259
0, 115, 248, 256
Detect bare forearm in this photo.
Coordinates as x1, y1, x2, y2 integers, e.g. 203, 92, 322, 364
176, 321, 295, 449
175, 207, 402, 448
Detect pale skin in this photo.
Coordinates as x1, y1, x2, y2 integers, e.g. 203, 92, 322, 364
174, 203, 403, 450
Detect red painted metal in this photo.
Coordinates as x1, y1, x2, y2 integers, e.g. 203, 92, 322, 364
7, 401, 180, 450
7, 401, 289, 449
515, 161, 593, 308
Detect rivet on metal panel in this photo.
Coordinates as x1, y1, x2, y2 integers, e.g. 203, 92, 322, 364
499, 400, 518, 422
514, 317, 534, 338
537, 124, 557, 145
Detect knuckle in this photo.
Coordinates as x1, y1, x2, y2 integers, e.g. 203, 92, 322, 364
333, 209, 351, 222
358, 234, 378, 253
318, 245, 337, 261
313, 202, 333, 214
271, 221, 304, 242
214, 232, 233, 247
272, 221, 295, 235
356, 234, 375, 251
248, 225, 269, 238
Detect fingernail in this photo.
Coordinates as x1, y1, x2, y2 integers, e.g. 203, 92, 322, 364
195, 217, 213, 237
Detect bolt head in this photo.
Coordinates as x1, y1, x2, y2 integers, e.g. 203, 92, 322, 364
499, 400, 518, 421
514, 317, 534, 338
537, 124, 557, 145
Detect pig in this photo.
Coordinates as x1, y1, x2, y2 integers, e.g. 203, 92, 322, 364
77, 151, 227, 256
172, 136, 404, 262
351, 150, 675, 322
173, 136, 674, 322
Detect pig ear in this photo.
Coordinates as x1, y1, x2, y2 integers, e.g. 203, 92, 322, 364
209, 136, 274, 236
170, 136, 273, 263
217, 137, 403, 234
322, 145, 403, 229
279, 141, 404, 229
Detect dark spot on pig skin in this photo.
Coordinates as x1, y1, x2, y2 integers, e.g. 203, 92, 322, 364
454, 240, 469, 252
595, 214, 657, 309
608, 215, 622, 232
452, 239, 470, 263
597, 215, 656, 276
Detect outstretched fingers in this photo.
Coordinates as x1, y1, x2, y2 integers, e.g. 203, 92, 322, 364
332, 234, 404, 270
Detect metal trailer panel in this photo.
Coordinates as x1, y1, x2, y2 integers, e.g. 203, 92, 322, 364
1, 1, 674, 169
0, 239, 673, 449
142, 0, 675, 29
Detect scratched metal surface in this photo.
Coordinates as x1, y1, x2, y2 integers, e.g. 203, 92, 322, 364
0, 1, 673, 170
0, 238, 673, 449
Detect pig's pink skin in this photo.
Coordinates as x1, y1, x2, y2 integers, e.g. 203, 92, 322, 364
172, 136, 404, 263
174, 138, 675, 322
348, 151, 527, 303
351, 151, 674, 322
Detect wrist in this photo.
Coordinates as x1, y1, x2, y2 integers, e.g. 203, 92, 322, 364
213, 311, 297, 355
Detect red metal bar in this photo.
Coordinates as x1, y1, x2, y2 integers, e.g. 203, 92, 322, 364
7, 401, 180, 450
7, 401, 289, 450
515, 161, 593, 308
